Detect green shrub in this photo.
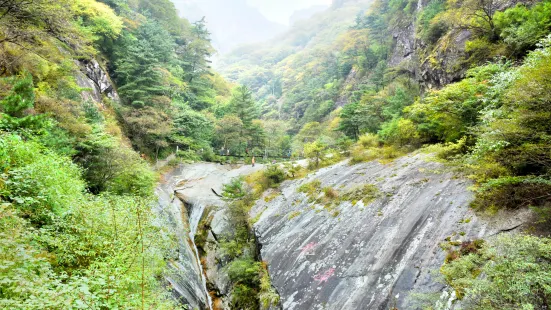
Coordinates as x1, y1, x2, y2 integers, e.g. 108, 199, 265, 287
304, 140, 327, 168
259, 262, 280, 308
422, 136, 469, 160
298, 179, 322, 200
222, 178, 247, 201
441, 235, 551, 309
495, 2, 551, 56
358, 133, 379, 148
227, 258, 261, 286
417, 0, 447, 44
1, 134, 84, 225
340, 184, 381, 205
350, 144, 379, 164
472, 176, 551, 211
323, 186, 339, 199
264, 165, 286, 187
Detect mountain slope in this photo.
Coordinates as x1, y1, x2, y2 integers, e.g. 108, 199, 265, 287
289, 5, 330, 24
250, 153, 528, 309
171, 0, 286, 53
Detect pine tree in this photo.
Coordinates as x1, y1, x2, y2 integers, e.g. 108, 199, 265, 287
229, 85, 258, 127
114, 21, 174, 108
0, 74, 46, 132
177, 17, 215, 110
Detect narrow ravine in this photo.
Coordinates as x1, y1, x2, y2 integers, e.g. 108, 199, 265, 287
155, 163, 265, 309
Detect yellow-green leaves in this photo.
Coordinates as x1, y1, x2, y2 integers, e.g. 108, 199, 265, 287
74, 0, 124, 40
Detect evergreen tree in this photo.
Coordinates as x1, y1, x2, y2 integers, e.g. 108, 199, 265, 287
228, 85, 258, 127
178, 17, 215, 110
0, 74, 46, 133
114, 21, 174, 108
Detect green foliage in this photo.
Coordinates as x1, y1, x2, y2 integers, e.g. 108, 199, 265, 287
298, 180, 322, 200
172, 102, 215, 150
304, 140, 327, 168
417, 0, 448, 44
222, 177, 247, 201
226, 258, 261, 286
472, 176, 551, 212
0, 133, 177, 308
340, 184, 381, 206
259, 262, 280, 308
74, 0, 123, 42
358, 133, 379, 148
0, 134, 84, 225
441, 235, 551, 309
219, 174, 281, 309
264, 165, 286, 187
406, 62, 509, 143
0, 74, 48, 133
378, 118, 420, 147
75, 129, 155, 195
495, 2, 551, 57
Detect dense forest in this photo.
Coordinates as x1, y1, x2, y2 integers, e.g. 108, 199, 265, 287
0, 0, 228, 307
218, 0, 551, 308
1, 0, 551, 308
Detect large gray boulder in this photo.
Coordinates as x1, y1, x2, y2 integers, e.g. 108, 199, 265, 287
251, 154, 505, 310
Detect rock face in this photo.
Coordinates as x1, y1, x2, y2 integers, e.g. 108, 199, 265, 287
250, 154, 501, 310
74, 59, 119, 104
155, 163, 265, 309
155, 165, 211, 310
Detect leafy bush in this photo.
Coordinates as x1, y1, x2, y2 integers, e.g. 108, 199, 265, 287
259, 262, 280, 308
358, 133, 379, 148
422, 136, 469, 160
298, 179, 322, 200
264, 165, 286, 187
472, 176, 551, 212
495, 2, 551, 56
304, 140, 327, 168
226, 258, 261, 286
0, 133, 177, 308
222, 178, 247, 201
406, 63, 508, 143
1, 135, 84, 225
441, 235, 551, 309
378, 118, 420, 148
340, 184, 381, 206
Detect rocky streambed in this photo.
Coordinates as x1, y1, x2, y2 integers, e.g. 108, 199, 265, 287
155, 163, 265, 309
156, 155, 529, 309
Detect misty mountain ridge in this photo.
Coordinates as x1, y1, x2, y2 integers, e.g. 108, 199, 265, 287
171, 0, 287, 54
289, 4, 329, 24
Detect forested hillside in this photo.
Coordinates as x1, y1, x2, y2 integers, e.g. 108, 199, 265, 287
2, 0, 551, 308
216, 0, 551, 308
0, 0, 227, 307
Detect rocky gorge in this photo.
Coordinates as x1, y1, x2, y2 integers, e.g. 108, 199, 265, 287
155, 154, 530, 310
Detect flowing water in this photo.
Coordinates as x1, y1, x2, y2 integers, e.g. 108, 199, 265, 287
155, 163, 264, 309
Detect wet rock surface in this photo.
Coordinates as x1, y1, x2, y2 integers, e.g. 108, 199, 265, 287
155, 165, 210, 310
156, 163, 264, 309
250, 154, 515, 310
75, 59, 119, 104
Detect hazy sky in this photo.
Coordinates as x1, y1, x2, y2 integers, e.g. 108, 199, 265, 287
246, 0, 332, 25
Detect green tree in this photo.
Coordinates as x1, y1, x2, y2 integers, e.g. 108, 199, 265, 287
304, 140, 327, 168
339, 103, 362, 139
228, 85, 258, 127
172, 102, 215, 149
178, 17, 215, 111
441, 235, 551, 309
215, 115, 246, 155
0, 74, 47, 133
114, 21, 173, 108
